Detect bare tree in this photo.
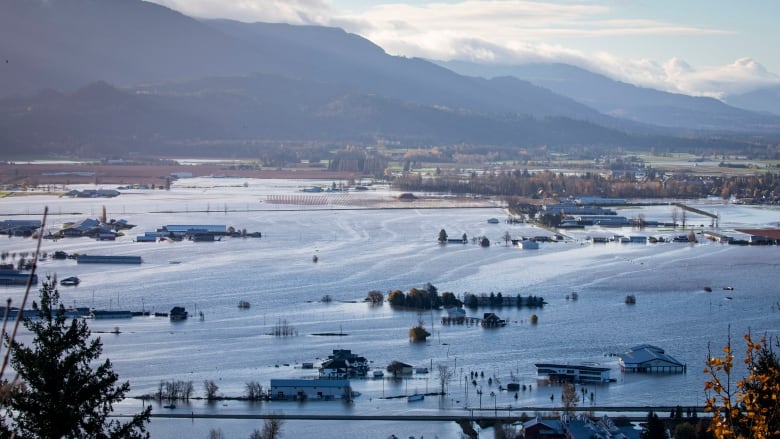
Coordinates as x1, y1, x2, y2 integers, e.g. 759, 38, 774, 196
245, 381, 263, 400
671, 207, 679, 228
249, 415, 283, 439
561, 382, 579, 416
204, 379, 219, 400
366, 290, 384, 304
437, 364, 454, 395
158, 379, 194, 401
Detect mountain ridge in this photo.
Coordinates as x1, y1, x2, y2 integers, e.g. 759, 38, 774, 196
0, 0, 778, 159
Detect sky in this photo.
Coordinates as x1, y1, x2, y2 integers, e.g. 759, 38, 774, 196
148, 0, 780, 99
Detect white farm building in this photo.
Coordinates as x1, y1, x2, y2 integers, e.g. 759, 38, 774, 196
269, 379, 351, 401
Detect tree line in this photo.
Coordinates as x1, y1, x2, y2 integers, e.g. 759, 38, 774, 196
394, 169, 780, 204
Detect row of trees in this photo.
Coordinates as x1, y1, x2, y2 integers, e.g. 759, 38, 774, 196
396, 168, 780, 203
152, 379, 265, 402
464, 292, 545, 309
383, 284, 545, 310
386, 283, 461, 309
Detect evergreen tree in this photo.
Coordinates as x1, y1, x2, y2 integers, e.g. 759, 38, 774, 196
641, 411, 667, 439
3, 277, 151, 439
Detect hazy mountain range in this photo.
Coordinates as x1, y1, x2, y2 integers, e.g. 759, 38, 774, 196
1, 0, 778, 158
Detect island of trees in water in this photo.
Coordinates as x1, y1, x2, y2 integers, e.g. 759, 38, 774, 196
377, 283, 544, 310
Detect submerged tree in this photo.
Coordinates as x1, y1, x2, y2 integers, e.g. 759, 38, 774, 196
408, 319, 431, 342
204, 380, 219, 401
437, 364, 454, 395
561, 382, 579, 417
3, 277, 151, 439
249, 415, 283, 439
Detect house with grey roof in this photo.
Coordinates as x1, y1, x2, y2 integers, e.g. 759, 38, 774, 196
60, 218, 102, 237
619, 344, 686, 373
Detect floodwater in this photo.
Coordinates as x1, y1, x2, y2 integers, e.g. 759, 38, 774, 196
1, 178, 778, 438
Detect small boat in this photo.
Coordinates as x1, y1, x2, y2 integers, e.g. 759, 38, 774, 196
407, 394, 424, 402
704, 286, 713, 292
238, 300, 250, 309
415, 367, 429, 374
163, 404, 176, 409
373, 370, 384, 378
60, 276, 80, 286
723, 286, 734, 291
312, 255, 318, 263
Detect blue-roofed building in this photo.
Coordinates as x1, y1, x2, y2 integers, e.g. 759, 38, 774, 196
619, 344, 686, 373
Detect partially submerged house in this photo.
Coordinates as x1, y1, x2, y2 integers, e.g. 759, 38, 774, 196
619, 344, 686, 373
318, 349, 369, 378
0, 220, 42, 237
386, 360, 413, 377
481, 312, 506, 327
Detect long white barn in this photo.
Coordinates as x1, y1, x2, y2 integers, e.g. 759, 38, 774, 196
269, 379, 351, 401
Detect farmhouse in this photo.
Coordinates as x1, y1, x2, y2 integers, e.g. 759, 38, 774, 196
318, 349, 369, 378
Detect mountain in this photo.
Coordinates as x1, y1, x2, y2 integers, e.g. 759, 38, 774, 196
0, 0, 271, 96
0, 0, 777, 159
725, 85, 780, 116
0, 0, 600, 121
437, 61, 780, 133
1, 75, 653, 158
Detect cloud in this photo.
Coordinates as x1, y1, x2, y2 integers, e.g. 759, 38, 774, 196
150, 0, 333, 24
658, 57, 780, 98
